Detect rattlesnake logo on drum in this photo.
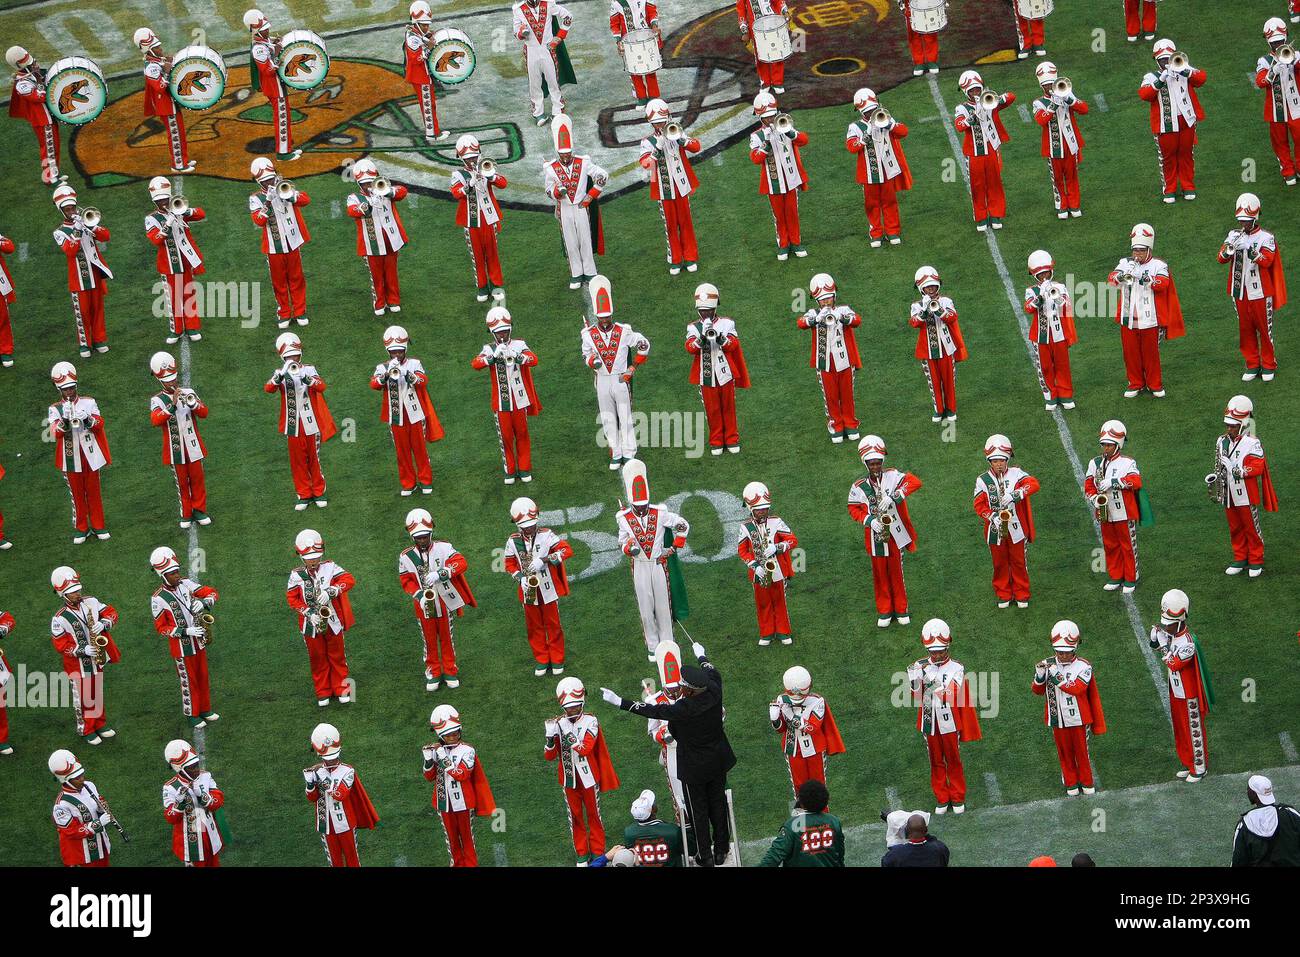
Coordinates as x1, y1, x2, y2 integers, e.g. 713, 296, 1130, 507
176, 70, 213, 97
58, 79, 90, 114
284, 53, 318, 78
434, 49, 465, 74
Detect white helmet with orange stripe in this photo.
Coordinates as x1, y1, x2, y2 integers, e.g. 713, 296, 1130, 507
921, 619, 952, 659
510, 496, 539, 528
382, 325, 409, 353
50, 565, 82, 597
857, 434, 887, 463
1235, 192, 1261, 224
1264, 18, 1289, 44
1050, 620, 1081, 655
51, 361, 78, 391
590, 274, 614, 319
150, 545, 181, 577
782, 665, 812, 703
165, 738, 202, 771
295, 528, 324, 561
1223, 395, 1254, 433
914, 265, 941, 292
958, 70, 984, 97
405, 507, 434, 540
556, 676, 586, 716
645, 98, 671, 124
150, 350, 178, 382
984, 434, 1013, 461
1027, 249, 1055, 280
1099, 419, 1127, 452
311, 722, 341, 759
742, 480, 771, 511
48, 749, 84, 783
853, 87, 878, 114
430, 704, 462, 741
809, 272, 837, 302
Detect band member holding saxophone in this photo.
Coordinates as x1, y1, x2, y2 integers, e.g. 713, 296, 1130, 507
1217, 193, 1286, 381
406, 2, 450, 144
370, 325, 443, 496
305, 723, 379, 866
1024, 249, 1077, 410
1209, 396, 1278, 577
846, 88, 912, 248
504, 496, 573, 676
770, 666, 845, 796
5, 45, 60, 183
473, 307, 541, 485
1032, 621, 1105, 796
162, 739, 226, 866
750, 91, 808, 260
1108, 223, 1184, 398
347, 159, 409, 316
847, 435, 922, 628
616, 459, 690, 659
688, 283, 750, 455
144, 176, 206, 344
0, 610, 14, 754
287, 530, 356, 707
0, 228, 16, 368
609, 0, 662, 104
640, 99, 702, 274
1124, 0, 1158, 43
1149, 589, 1213, 782
1140, 39, 1206, 202
249, 157, 311, 330
547, 677, 620, 865
1257, 19, 1300, 186
149, 545, 220, 729
134, 28, 195, 172
52, 183, 112, 359
512, 0, 574, 125
736, 0, 791, 92
244, 9, 302, 161
544, 114, 607, 289
423, 705, 495, 866
583, 276, 650, 468
908, 620, 981, 814
451, 135, 508, 303
1083, 420, 1151, 594
909, 266, 968, 423
954, 71, 1014, 231
738, 481, 796, 646
973, 435, 1040, 609
49, 566, 120, 745
798, 273, 862, 444
48, 362, 111, 543
49, 749, 115, 866
149, 351, 210, 529
399, 508, 475, 691
266, 333, 336, 510
1032, 62, 1088, 218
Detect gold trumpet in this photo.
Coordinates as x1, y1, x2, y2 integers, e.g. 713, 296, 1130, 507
80, 206, 102, 228
373, 176, 393, 197
980, 90, 1001, 110
773, 112, 794, 134
276, 179, 297, 200
871, 107, 892, 129
1169, 51, 1189, 72
168, 195, 190, 217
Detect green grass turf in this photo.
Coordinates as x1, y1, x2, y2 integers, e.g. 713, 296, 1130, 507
0, 0, 1297, 866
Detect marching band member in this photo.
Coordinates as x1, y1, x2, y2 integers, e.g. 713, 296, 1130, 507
1032, 62, 1087, 218
1218, 193, 1286, 381
643, 642, 688, 844
370, 325, 442, 496
406, 2, 450, 144
49, 566, 120, 744
48, 362, 111, 543
305, 723, 379, 866
472, 307, 541, 484
6, 46, 60, 183
52, 183, 112, 359
798, 273, 862, 444
243, 9, 302, 161
907, 620, 981, 814
249, 157, 311, 330
1124, 0, 1158, 43
909, 266, 968, 423
0, 227, 15, 367
750, 91, 808, 260
265, 333, 336, 509
899, 1, 941, 76
1084, 420, 1151, 593
288, 530, 356, 707
848, 436, 922, 628
423, 705, 495, 866
162, 740, 226, 866
504, 497, 573, 675
1257, 19, 1300, 186
640, 99, 702, 274
451, 135, 507, 303
738, 481, 796, 646
149, 545, 219, 728
688, 283, 750, 455
544, 115, 607, 289
617, 459, 690, 659
49, 750, 115, 866
513, 0, 573, 124
134, 28, 195, 172
1031, 621, 1105, 796
399, 508, 475, 691
1108, 222, 1184, 398
1149, 589, 1213, 782
954, 71, 1014, 231
144, 176, 205, 344
846, 88, 912, 248
546, 677, 621, 865
1209, 396, 1278, 577
769, 666, 846, 795
610, 1, 662, 103
736, 0, 791, 91
1140, 39, 1207, 202
347, 159, 409, 316
583, 275, 650, 468
973, 435, 1040, 608
149, 351, 209, 528
625, 789, 685, 866
0, 611, 13, 753
1014, 0, 1049, 58
1024, 249, 1077, 410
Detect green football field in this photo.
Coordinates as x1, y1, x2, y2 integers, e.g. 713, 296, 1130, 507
1, 0, 1298, 867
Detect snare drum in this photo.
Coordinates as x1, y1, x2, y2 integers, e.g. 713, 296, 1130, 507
752, 14, 792, 63
621, 28, 662, 75
169, 45, 227, 111
278, 29, 330, 90
909, 0, 948, 34
44, 56, 108, 125
429, 27, 476, 85
1015, 0, 1054, 17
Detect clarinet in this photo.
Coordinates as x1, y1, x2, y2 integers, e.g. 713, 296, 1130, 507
95, 789, 131, 843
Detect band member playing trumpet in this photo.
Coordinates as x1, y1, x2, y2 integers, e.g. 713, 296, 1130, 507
0, 228, 16, 368
423, 705, 495, 866
370, 325, 442, 496
406, 2, 450, 144
52, 183, 113, 359
973, 435, 1040, 609
513, 0, 574, 125
505, 496, 573, 676
150, 545, 219, 729
909, 266, 967, 423
546, 677, 620, 865
347, 159, 409, 316
288, 530, 356, 707
1083, 420, 1151, 593
249, 157, 311, 330
1218, 193, 1286, 381
610, 0, 662, 104
399, 508, 475, 691
750, 91, 809, 260
5, 45, 60, 183
472, 306, 541, 484
1149, 589, 1213, 782
1140, 39, 1206, 202
144, 176, 206, 344
770, 666, 845, 795
617, 459, 690, 659
162, 739, 226, 866
149, 351, 209, 528
1209, 396, 1278, 577
134, 28, 195, 173
1108, 222, 1184, 398
847, 435, 921, 628
1124, 0, 1158, 43
1031, 621, 1105, 796
305, 723, 379, 866
1032, 62, 1087, 218
1257, 19, 1300, 186
544, 114, 607, 289
0, 610, 14, 754
451, 135, 508, 302
244, 9, 302, 161
49, 566, 120, 745
798, 273, 862, 444
954, 71, 1014, 231
49, 749, 115, 866
736, 0, 791, 92
48, 362, 111, 543
899, 1, 941, 76
688, 283, 750, 455
738, 481, 796, 646
908, 620, 981, 814
1024, 249, 1077, 410
266, 333, 336, 509
583, 275, 650, 468
846, 88, 912, 248
640, 99, 702, 275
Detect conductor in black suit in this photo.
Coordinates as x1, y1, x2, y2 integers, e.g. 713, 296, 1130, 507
601, 640, 736, 866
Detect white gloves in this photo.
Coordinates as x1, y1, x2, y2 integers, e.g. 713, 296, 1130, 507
692, 641, 706, 659
527, 558, 543, 574
185, 626, 206, 638
326, 585, 341, 599
600, 688, 623, 707
769, 703, 781, 722
421, 745, 437, 762
763, 543, 778, 560
870, 518, 883, 534
190, 599, 206, 614
544, 719, 559, 738
302, 769, 315, 786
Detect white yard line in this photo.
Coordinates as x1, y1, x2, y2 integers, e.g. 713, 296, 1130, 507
983, 772, 1003, 804
493, 843, 509, 867
1281, 732, 1299, 763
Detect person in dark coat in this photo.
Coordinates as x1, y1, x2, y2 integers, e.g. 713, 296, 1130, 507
1232, 774, 1300, 867
881, 813, 949, 867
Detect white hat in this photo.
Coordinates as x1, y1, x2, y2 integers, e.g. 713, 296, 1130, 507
148, 175, 173, 201
48, 749, 83, 782
857, 434, 886, 463
645, 98, 671, 122
809, 273, 836, 301
51, 565, 81, 595
914, 265, 941, 289
455, 134, 481, 158
510, 496, 539, 528
853, 87, 878, 112
1152, 37, 1176, 58
5, 46, 31, 70
589, 274, 614, 318
311, 722, 341, 759
243, 8, 269, 31
1264, 18, 1289, 43
382, 325, 409, 352
631, 788, 656, 822
250, 157, 276, 181
405, 507, 434, 537
958, 70, 984, 93
430, 704, 462, 740
352, 161, 380, 184
410, 0, 433, 23
1130, 223, 1154, 248
1235, 192, 1261, 221
551, 112, 574, 154
150, 545, 181, 577
165, 738, 201, 770
693, 282, 720, 310
1160, 588, 1189, 624
133, 27, 160, 50
1035, 61, 1058, 85
1027, 249, 1054, 276
742, 480, 771, 510
52, 183, 78, 208
51, 360, 78, 389
295, 528, 324, 560
783, 665, 811, 701
1050, 620, 1081, 653
1099, 419, 1127, 450
984, 434, 1013, 461
275, 332, 303, 358
655, 640, 683, 692
485, 306, 512, 332
609, 847, 639, 866
921, 618, 952, 650
1224, 395, 1254, 428
556, 676, 585, 710
753, 89, 778, 117
150, 350, 178, 382
1248, 774, 1276, 805
623, 458, 650, 507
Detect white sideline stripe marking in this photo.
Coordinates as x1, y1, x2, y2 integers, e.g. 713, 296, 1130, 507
1281, 732, 1299, 763
1094, 92, 1109, 113
885, 786, 901, 810
1015, 101, 1032, 124
394, 854, 408, 866
983, 772, 1002, 804
924, 75, 1170, 718
494, 843, 509, 867
18, 242, 28, 262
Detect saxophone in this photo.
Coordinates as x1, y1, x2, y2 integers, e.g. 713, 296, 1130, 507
1204, 436, 1227, 505
752, 520, 778, 585
872, 478, 894, 547
520, 535, 542, 605
86, 603, 108, 668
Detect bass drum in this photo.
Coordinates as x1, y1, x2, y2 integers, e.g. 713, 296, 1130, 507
278, 29, 330, 90
169, 46, 228, 111
621, 28, 662, 75
909, 0, 948, 34
44, 56, 108, 125
429, 27, 476, 85
1015, 0, 1054, 17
